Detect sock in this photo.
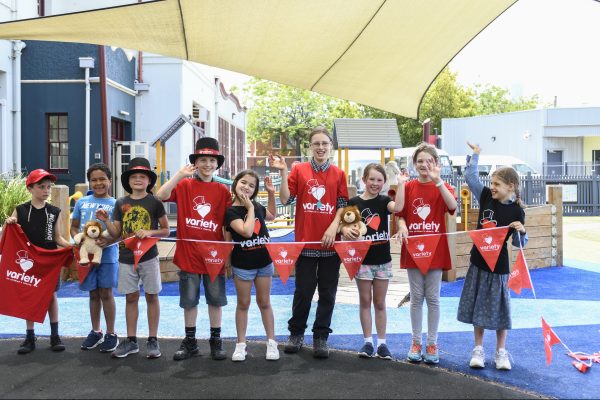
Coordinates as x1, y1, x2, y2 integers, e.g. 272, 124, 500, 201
377, 338, 387, 346
128, 336, 137, 343
185, 326, 196, 339
50, 322, 59, 337
148, 336, 157, 342
26, 329, 35, 339
210, 327, 221, 339
364, 336, 373, 345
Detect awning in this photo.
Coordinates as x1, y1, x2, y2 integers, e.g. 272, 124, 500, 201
0, 0, 515, 119
333, 118, 401, 149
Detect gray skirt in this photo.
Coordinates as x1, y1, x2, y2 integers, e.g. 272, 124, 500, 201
457, 264, 512, 330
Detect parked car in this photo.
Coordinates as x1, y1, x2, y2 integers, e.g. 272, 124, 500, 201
450, 154, 539, 176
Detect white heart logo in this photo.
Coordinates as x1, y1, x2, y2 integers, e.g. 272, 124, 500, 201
348, 248, 356, 257
197, 203, 211, 218
280, 250, 288, 259
18, 259, 33, 273
484, 236, 493, 245
417, 243, 424, 252
310, 186, 326, 201
417, 205, 431, 221
210, 250, 217, 257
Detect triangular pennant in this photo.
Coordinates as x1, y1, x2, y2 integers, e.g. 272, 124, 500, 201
73, 247, 92, 285
333, 241, 372, 280
542, 317, 562, 365
196, 242, 234, 282
124, 236, 161, 270
508, 250, 533, 295
468, 227, 509, 272
265, 243, 305, 284
404, 235, 442, 276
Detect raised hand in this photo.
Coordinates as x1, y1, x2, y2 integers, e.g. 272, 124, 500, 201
239, 193, 254, 210
467, 142, 481, 154
426, 161, 441, 182
96, 209, 109, 222
264, 176, 275, 193
268, 154, 287, 171
177, 164, 196, 178
398, 168, 410, 184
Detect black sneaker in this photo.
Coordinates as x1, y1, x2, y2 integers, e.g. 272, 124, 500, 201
17, 336, 36, 354
209, 337, 226, 360
376, 343, 392, 360
50, 335, 66, 352
313, 337, 329, 359
358, 342, 375, 358
284, 334, 304, 354
173, 337, 199, 361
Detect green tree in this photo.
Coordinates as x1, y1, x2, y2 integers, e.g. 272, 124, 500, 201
473, 84, 539, 115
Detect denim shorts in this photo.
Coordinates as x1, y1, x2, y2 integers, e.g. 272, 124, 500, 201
232, 263, 274, 281
178, 271, 227, 308
355, 261, 393, 280
79, 262, 119, 291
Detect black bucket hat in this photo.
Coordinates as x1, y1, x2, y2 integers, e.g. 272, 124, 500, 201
120, 157, 157, 193
189, 137, 225, 169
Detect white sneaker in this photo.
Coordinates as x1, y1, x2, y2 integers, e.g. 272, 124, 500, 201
232, 343, 247, 362
495, 348, 512, 370
469, 345, 485, 368
266, 339, 280, 360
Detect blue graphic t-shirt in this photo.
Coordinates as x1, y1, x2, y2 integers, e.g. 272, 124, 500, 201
71, 195, 118, 263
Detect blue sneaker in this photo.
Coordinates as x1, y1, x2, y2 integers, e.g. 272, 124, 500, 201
358, 342, 375, 358
407, 341, 422, 362
99, 333, 119, 353
423, 343, 439, 364
376, 343, 392, 360
81, 330, 103, 350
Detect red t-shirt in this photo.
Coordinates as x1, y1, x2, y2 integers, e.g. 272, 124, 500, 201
289, 163, 348, 250
397, 180, 456, 271
166, 178, 232, 274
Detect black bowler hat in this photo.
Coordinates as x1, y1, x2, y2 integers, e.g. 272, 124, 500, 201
189, 137, 225, 169
120, 157, 157, 193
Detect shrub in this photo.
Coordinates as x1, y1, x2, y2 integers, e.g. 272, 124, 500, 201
0, 173, 31, 226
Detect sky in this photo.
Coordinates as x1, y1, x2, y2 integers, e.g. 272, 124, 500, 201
213, 0, 600, 109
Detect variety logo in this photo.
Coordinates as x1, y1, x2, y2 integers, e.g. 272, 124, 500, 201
413, 198, 431, 221
275, 247, 294, 265
6, 251, 41, 287
307, 179, 326, 202
411, 242, 432, 259
193, 196, 211, 218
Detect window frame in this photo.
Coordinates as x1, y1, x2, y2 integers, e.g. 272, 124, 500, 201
47, 113, 69, 173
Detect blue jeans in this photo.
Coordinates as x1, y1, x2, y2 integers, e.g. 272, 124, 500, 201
178, 271, 227, 308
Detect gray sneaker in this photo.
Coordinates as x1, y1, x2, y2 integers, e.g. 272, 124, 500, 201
111, 339, 139, 358
146, 338, 161, 359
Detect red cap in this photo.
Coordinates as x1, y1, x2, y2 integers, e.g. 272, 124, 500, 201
26, 169, 57, 186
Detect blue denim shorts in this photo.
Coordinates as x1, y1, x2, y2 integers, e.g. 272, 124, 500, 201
79, 262, 119, 291
178, 271, 227, 308
232, 263, 274, 281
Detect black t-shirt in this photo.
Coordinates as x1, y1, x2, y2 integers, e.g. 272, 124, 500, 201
15, 201, 60, 250
470, 187, 525, 275
225, 203, 272, 270
113, 194, 166, 264
348, 195, 392, 265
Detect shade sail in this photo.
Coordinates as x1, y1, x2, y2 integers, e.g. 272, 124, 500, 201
0, 0, 515, 119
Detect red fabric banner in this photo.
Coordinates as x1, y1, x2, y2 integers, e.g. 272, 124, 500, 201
195, 242, 234, 282
333, 241, 372, 280
468, 227, 509, 272
542, 317, 562, 365
265, 243, 305, 284
124, 236, 161, 269
73, 247, 92, 285
404, 235, 442, 276
508, 250, 533, 295
0, 224, 73, 323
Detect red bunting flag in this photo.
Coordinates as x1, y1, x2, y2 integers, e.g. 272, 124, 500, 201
0, 224, 73, 323
333, 241, 372, 280
404, 235, 442, 276
265, 243, 304, 284
542, 317, 562, 365
195, 242, 234, 282
124, 236, 161, 269
508, 250, 534, 295
73, 247, 92, 285
468, 227, 509, 272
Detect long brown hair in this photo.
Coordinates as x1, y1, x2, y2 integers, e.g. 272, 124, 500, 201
231, 169, 261, 203
492, 167, 526, 208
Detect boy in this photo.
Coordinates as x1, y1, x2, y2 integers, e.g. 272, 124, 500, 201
70, 163, 119, 353
100, 157, 170, 359
156, 137, 232, 361
5, 169, 72, 354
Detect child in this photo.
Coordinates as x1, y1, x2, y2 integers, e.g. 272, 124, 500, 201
70, 163, 119, 353
397, 143, 457, 364
341, 163, 403, 360
270, 126, 349, 359
101, 157, 169, 359
457, 142, 527, 371
4, 169, 72, 354
156, 137, 232, 361
225, 170, 278, 362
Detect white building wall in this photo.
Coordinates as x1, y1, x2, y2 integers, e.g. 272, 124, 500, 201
44, 0, 137, 14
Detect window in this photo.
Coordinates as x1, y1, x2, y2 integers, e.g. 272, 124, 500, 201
48, 114, 68, 171
271, 134, 281, 149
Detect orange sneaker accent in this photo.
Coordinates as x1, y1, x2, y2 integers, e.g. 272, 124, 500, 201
426, 344, 437, 355
411, 342, 422, 353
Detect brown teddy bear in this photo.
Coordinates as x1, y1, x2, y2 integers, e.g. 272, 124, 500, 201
73, 220, 110, 265
337, 205, 367, 240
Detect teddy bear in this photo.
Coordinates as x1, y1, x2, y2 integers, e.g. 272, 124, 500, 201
73, 220, 110, 265
337, 205, 367, 240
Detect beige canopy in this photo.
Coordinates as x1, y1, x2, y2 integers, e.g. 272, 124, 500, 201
0, 0, 515, 118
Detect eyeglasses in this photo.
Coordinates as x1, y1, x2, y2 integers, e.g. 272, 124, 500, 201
310, 141, 331, 148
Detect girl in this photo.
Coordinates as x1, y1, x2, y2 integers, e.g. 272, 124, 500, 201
457, 142, 527, 371
225, 169, 278, 362
397, 143, 457, 364
342, 163, 403, 359
270, 126, 349, 359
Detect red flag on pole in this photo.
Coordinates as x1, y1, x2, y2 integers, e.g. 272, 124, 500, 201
468, 227, 509, 272
265, 243, 304, 284
508, 250, 534, 295
124, 236, 161, 269
404, 235, 442, 276
542, 317, 562, 365
334, 241, 372, 280
195, 242, 234, 282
